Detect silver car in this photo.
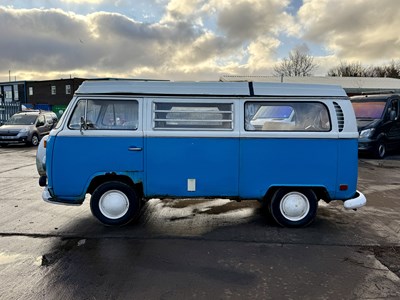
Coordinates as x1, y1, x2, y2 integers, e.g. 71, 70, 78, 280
0, 110, 57, 147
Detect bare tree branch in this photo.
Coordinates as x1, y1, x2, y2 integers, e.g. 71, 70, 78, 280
327, 60, 400, 78
274, 49, 318, 77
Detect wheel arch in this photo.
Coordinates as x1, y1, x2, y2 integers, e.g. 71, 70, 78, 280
263, 185, 330, 204
87, 173, 143, 198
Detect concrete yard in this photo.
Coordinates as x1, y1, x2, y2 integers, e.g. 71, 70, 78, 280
0, 145, 399, 299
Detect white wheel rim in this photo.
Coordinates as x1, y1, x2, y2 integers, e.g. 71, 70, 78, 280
279, 192, 310, 221
99, 190, 130, 219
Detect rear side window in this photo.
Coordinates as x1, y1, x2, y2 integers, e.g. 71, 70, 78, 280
153, 102, 233, 130
68, 99, 139, 130
245, 102, 331, 131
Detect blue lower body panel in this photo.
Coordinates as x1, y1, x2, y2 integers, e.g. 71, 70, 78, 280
145, 137, 239, 197
239, 138, 357, 200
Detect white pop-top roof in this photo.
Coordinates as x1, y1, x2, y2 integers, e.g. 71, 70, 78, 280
220, 75, 400, 93
75, 80, 347, 97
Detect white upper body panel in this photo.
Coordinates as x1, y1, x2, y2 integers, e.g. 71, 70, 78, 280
75, 80, 347, 98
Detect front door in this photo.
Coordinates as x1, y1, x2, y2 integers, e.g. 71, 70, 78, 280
386, 99, 400, 148
51, 97, 143, 198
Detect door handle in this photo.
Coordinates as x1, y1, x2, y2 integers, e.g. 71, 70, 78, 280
128, 147, 142, 151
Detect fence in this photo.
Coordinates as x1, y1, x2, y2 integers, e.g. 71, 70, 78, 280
0, 102, 21, 124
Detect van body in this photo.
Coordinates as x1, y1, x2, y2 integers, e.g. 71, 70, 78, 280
351, 94, 400, 158
36, 81, 366, 227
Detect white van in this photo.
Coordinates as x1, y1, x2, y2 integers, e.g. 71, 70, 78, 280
37, 80, 366, 227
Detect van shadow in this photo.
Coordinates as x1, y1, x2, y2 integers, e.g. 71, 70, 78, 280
38, 200, 376, 299
48, 198, 374, 244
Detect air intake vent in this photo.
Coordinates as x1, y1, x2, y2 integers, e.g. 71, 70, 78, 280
333, 102, 344, 132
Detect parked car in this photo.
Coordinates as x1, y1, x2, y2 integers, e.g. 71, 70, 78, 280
0, 110, 58, 147
351, 93, 400, 158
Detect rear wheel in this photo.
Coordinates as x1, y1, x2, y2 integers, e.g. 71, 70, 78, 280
269, 188, 318, 227
90, 181, 141, 226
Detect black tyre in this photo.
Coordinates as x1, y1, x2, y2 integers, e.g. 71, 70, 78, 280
373, 140, 386, 159
90, 181, 141, 226
30, 134, 39, 146
269, 188, 318, 228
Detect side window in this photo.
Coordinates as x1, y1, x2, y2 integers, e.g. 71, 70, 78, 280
68, 99, 138, 130
36, 115, 45, 127
45, 114, 53, 125
245, 102, 331, 132
390, 100, 399, 120
153, 102, 233, 130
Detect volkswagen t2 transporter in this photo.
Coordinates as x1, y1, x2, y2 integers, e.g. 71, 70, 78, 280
36, 80, 366, 227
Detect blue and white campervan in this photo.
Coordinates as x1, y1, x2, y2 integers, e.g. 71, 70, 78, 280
36, 80, 366, 227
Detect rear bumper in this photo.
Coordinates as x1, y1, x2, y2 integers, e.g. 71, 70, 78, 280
342, 190, 366, 210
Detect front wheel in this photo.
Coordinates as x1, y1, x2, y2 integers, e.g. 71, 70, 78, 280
269, 188, 318, 227
373, 140, 386, 159
90, 181, 141, 226
30, 134, 39, 146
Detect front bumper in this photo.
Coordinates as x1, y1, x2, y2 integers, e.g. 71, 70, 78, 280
0, 135, 29, 144
342, 190, 366, 210
41, 186, 82, 206
358, 138, 377, 152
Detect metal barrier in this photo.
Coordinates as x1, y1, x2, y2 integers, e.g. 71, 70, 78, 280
0, 102, 21, 124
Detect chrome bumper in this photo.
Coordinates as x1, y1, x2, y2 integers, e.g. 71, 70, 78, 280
342, 190, 367, 210
42, 186, 82, 206
42, 186, 54, 203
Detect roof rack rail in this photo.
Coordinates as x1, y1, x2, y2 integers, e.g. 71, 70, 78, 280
361, 90, 395, 95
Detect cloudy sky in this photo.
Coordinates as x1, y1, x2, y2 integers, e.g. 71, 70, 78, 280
1, 0, 399, 82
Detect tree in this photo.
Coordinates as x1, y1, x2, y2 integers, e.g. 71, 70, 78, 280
370, 60, 400, 78
327, 62, 367, 77
274, 49, 318, 77
327, 60, 400, 78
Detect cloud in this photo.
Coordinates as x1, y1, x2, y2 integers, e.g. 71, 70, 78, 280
298, 0, 400, 62
0, 2, 298, 80
216, 0, 287, 41
60, 0, 104, 3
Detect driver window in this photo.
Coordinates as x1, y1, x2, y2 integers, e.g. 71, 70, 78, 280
387, 100, 399, 121
68, 99, 138, 130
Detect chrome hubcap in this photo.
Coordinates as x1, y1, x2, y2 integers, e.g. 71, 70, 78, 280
32, 136, 39, 145
99, 190, 129, 219
279, 192, 310, 221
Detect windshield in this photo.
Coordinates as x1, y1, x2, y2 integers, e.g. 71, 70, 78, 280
352, 101, 386, 119
6, 114, 37, 125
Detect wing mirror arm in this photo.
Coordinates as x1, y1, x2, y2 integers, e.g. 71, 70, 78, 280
80, 116, 87, 133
